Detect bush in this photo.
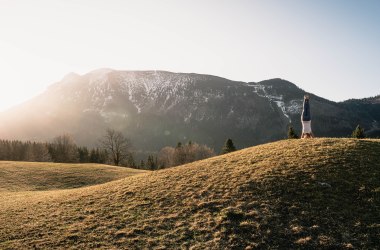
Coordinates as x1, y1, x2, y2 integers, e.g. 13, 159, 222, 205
352, 125, 365, 139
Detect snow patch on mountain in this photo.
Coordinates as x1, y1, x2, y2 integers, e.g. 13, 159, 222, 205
273, 100, 290, 121
287, 100, 302, 114
184, 112, 192, 123
247, 83, 292, 122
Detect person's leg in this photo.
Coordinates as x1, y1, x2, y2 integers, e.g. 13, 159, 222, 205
302, 95, 311, 122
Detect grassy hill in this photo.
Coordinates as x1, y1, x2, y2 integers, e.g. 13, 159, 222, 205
0, 161, 147, 192
1, 138, 379, 249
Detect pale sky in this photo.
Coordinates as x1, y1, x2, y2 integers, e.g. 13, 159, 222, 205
0, 0, 379, 111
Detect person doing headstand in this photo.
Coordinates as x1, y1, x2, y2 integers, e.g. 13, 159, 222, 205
301, 94, 314, 138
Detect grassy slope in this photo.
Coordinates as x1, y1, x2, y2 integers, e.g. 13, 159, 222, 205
0, 161, 147, 192
1, 139, 379, 249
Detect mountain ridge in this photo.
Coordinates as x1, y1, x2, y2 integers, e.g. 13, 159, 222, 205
0, 69, 379, 153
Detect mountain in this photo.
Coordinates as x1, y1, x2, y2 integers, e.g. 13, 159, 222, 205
340, 95, 380, 137
0, 69, 379, 153
1, 138, 380, 249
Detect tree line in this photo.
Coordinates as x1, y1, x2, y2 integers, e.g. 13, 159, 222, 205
96, 129, 237, 170
0, 135, 107, 164
0, 128, 238, 170
0, 124, 370, 166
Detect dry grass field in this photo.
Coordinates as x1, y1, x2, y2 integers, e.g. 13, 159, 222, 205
0, 161, 147, 192
0, 138, 379, 249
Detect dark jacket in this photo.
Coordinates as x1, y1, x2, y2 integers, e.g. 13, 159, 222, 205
302, 98, 311, 121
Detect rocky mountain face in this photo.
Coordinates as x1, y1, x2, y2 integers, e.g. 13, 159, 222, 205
1, 69, 379, 153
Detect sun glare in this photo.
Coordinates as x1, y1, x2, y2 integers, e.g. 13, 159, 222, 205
0, 41, 68, 111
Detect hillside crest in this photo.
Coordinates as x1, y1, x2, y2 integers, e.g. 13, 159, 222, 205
1, 138, 379, 249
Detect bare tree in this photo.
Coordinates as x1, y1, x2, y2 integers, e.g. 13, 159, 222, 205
34, 143, 52, 162
158, 141, 215, 168
157, 146, 175, 167
50, 134, 78, 163
100, 128, 131, 166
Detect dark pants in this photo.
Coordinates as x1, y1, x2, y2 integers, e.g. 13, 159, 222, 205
302, 99, 311, 121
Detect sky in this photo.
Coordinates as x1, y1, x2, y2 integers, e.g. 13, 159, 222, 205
0, 0, 379, 111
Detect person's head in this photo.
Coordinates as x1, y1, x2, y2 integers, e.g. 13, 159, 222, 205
304, 94, 310, 100
301, 133, 312, 139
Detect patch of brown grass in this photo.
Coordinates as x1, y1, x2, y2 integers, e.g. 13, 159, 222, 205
1, 138, 379, 249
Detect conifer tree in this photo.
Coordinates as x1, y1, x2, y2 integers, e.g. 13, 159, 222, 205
287, 125, 299, 139
100, 149, 108, 164
140, 160, 145, 169
352, 124, 365, 139
126, 154, 136, 168
89, 149, 99, 163
174, 142, 186, 165
78, 147, 89, 163
221, 138, 236, 154
146, 155, 157, 170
